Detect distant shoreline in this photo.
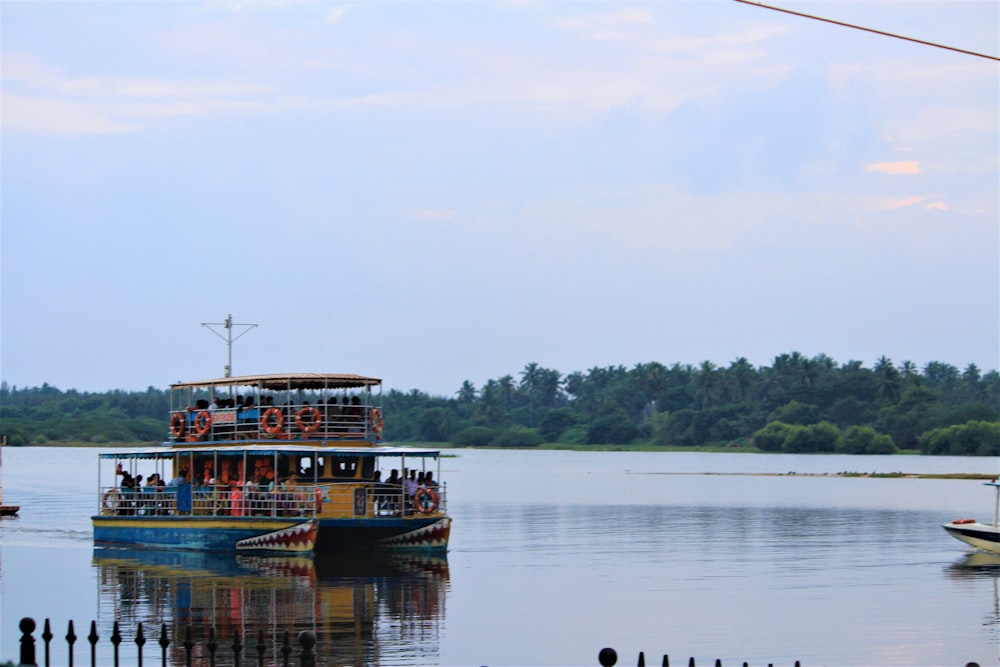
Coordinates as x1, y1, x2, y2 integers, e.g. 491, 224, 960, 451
630, 471, 997, 480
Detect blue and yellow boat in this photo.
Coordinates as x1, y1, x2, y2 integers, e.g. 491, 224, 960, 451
92, 373, 451, 553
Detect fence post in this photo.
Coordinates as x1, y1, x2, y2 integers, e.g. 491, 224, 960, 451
65, 620, 77, 667
111, 622, 122, 667
182, 626, 194, 667
135, 622, 146, 667
39, 619, 52, 667
232, 629, 243, 667
207, 626, 218, 667
18, 617, 36, 667
297, 631, 316, 667
280, 631, 291, 667
255, 628, 267, 667
87, 621, 98, 667
159, 625, 170, 667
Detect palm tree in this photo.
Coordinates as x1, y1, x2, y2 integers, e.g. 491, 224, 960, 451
873, 356, 901, 404
498, 375, 515, 412
520, 363, 542, 425
899, 361, 921, 387
456, 380, 477, 404
694, 360, 720, 409
727, 357, 755, 402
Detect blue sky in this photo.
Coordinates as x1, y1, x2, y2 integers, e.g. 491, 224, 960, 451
2, 1, 997, 396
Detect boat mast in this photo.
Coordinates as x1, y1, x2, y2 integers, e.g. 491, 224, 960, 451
991, 480, 1000, 528
202, 314, 258, 377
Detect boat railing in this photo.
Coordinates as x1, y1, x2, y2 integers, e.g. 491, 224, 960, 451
315, 481, 448, 519
99, 482, 446, 520
168, 402, 384, 443
98, 484, 320, 518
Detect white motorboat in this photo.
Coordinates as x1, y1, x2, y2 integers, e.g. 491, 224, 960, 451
942, 480, 1000, 554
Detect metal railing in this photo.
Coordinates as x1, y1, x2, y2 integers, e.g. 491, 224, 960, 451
98, 485, 319, 518
10, 620, 840, 667
168, 402, 383, 443
12, 618, 318, 667
597, 647, 807, 667
97, 483, 446, 519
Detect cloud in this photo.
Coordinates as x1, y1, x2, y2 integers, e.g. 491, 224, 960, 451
2, 94, 139, 134
877, 195, 949, 211
865, 161, 920, 175
1, 53, 278, 133
555, 7, 655, 40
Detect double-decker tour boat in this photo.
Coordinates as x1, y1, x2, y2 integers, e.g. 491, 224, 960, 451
92, 373, 451, 553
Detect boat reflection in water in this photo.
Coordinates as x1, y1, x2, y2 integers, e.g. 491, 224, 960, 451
93, 547, 448, 666
946, 551, 1000, 636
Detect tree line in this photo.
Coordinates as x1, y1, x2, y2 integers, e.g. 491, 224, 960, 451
1, 353, 998, 455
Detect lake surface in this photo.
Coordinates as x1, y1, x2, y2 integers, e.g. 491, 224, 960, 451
1, 447, 998, 666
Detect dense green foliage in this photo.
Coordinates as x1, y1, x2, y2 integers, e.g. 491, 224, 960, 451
2, 353, 998, 455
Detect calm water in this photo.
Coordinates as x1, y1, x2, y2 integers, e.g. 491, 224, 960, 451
1, 447, 998, 667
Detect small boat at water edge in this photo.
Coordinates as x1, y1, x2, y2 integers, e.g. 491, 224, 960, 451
92, 373, 451, 554
942, 480, 1000, 554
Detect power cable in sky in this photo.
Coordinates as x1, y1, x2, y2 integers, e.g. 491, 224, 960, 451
733, 0, 1000, 62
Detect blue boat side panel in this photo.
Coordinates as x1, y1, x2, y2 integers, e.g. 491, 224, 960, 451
92, 516, 314, 552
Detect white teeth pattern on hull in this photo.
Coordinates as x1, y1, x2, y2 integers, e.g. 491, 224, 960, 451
374, 518, 451, 548
235, 521, 317, 551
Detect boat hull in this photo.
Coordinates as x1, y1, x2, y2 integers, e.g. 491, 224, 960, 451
92, 516, 318, 553
315, 516, 451, 552
942, 521, 1000, 554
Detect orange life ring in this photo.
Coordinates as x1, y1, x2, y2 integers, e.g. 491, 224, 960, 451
370, 408, 384, 436
413, 487, 439, 514
193, 410, 211, 436
951, 518, 977, 525
262, 407, 284, 435
170, 413, 186, 438
295, 406, 322, 434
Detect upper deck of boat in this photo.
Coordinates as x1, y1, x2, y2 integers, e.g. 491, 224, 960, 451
168, 373, 385, 445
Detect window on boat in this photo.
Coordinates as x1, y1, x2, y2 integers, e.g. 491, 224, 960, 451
312, 455, 374, 481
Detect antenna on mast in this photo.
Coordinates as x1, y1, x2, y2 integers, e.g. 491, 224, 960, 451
202, 314, 258, 377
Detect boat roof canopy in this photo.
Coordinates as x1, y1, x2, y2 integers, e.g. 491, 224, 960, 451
99, 444, 440, 460
170, 373, 382, 391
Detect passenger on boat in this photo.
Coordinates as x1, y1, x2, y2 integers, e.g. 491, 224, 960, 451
424, 472, 438, 492
119, 471, 136, 516
230, 481, 244, 516
325, 396, 340, 432
404, 469, 418, 500
168, 468, 188, 487
349, 396, 364, 431
142, 474, 159, 515
383, 469, 401, 513
169, 469, 193, 515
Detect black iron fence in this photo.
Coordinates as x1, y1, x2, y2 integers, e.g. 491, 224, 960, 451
597, 648, 801, 667
9, 617, 985, 667
9, 618, 316, 667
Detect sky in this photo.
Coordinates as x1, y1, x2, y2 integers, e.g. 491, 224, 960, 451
1, 1, 997, 398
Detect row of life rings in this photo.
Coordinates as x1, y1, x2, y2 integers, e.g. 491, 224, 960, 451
170, 410, 212, 438
170, 407, 386, 438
